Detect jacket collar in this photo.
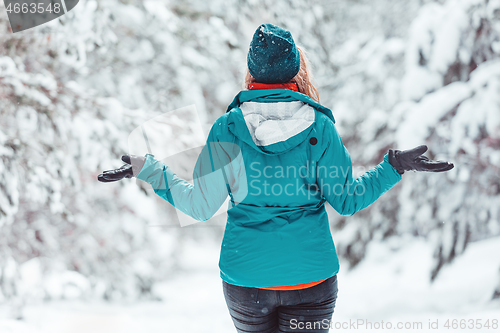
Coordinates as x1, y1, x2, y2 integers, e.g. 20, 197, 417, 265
226, 89, 335, 123
225, 89, 335, 155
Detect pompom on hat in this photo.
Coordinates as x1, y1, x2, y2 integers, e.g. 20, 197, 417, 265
247, 23, 301, 84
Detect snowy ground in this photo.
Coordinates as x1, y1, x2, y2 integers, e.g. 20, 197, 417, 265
1, 236, 500, 333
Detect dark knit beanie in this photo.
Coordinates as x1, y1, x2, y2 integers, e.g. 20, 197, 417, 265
247, 23, 301, 84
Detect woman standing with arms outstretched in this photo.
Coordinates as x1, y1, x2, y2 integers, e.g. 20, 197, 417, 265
99, 23, 454, 333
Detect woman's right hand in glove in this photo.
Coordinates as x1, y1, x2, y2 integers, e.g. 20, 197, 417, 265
98, 155, 146, 182
388, 145, 454, 175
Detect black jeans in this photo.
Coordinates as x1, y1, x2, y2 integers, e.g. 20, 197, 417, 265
223, 275, 338, 333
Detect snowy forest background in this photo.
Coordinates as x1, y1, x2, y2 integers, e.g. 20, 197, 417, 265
1, 0, 500, 331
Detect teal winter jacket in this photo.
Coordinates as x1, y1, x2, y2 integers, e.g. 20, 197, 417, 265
136, 89, 402, 287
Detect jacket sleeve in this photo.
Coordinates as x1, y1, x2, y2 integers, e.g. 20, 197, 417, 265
135, 121, 236, 221
316, 121, 402, 216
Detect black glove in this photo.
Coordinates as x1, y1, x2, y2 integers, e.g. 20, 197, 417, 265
97, 155, 134, 182
98, 155, 148, 182
388, 145, 454, 175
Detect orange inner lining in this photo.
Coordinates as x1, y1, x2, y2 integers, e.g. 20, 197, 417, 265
256, 279, 327, 291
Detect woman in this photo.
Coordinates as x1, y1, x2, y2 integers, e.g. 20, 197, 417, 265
98, 23, 454, 333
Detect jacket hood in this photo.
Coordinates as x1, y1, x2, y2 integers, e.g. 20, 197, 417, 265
226, 89, 335, 155
241, 100, 315, 146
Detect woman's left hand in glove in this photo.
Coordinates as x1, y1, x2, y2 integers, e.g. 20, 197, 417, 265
98, 155, 146, 182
